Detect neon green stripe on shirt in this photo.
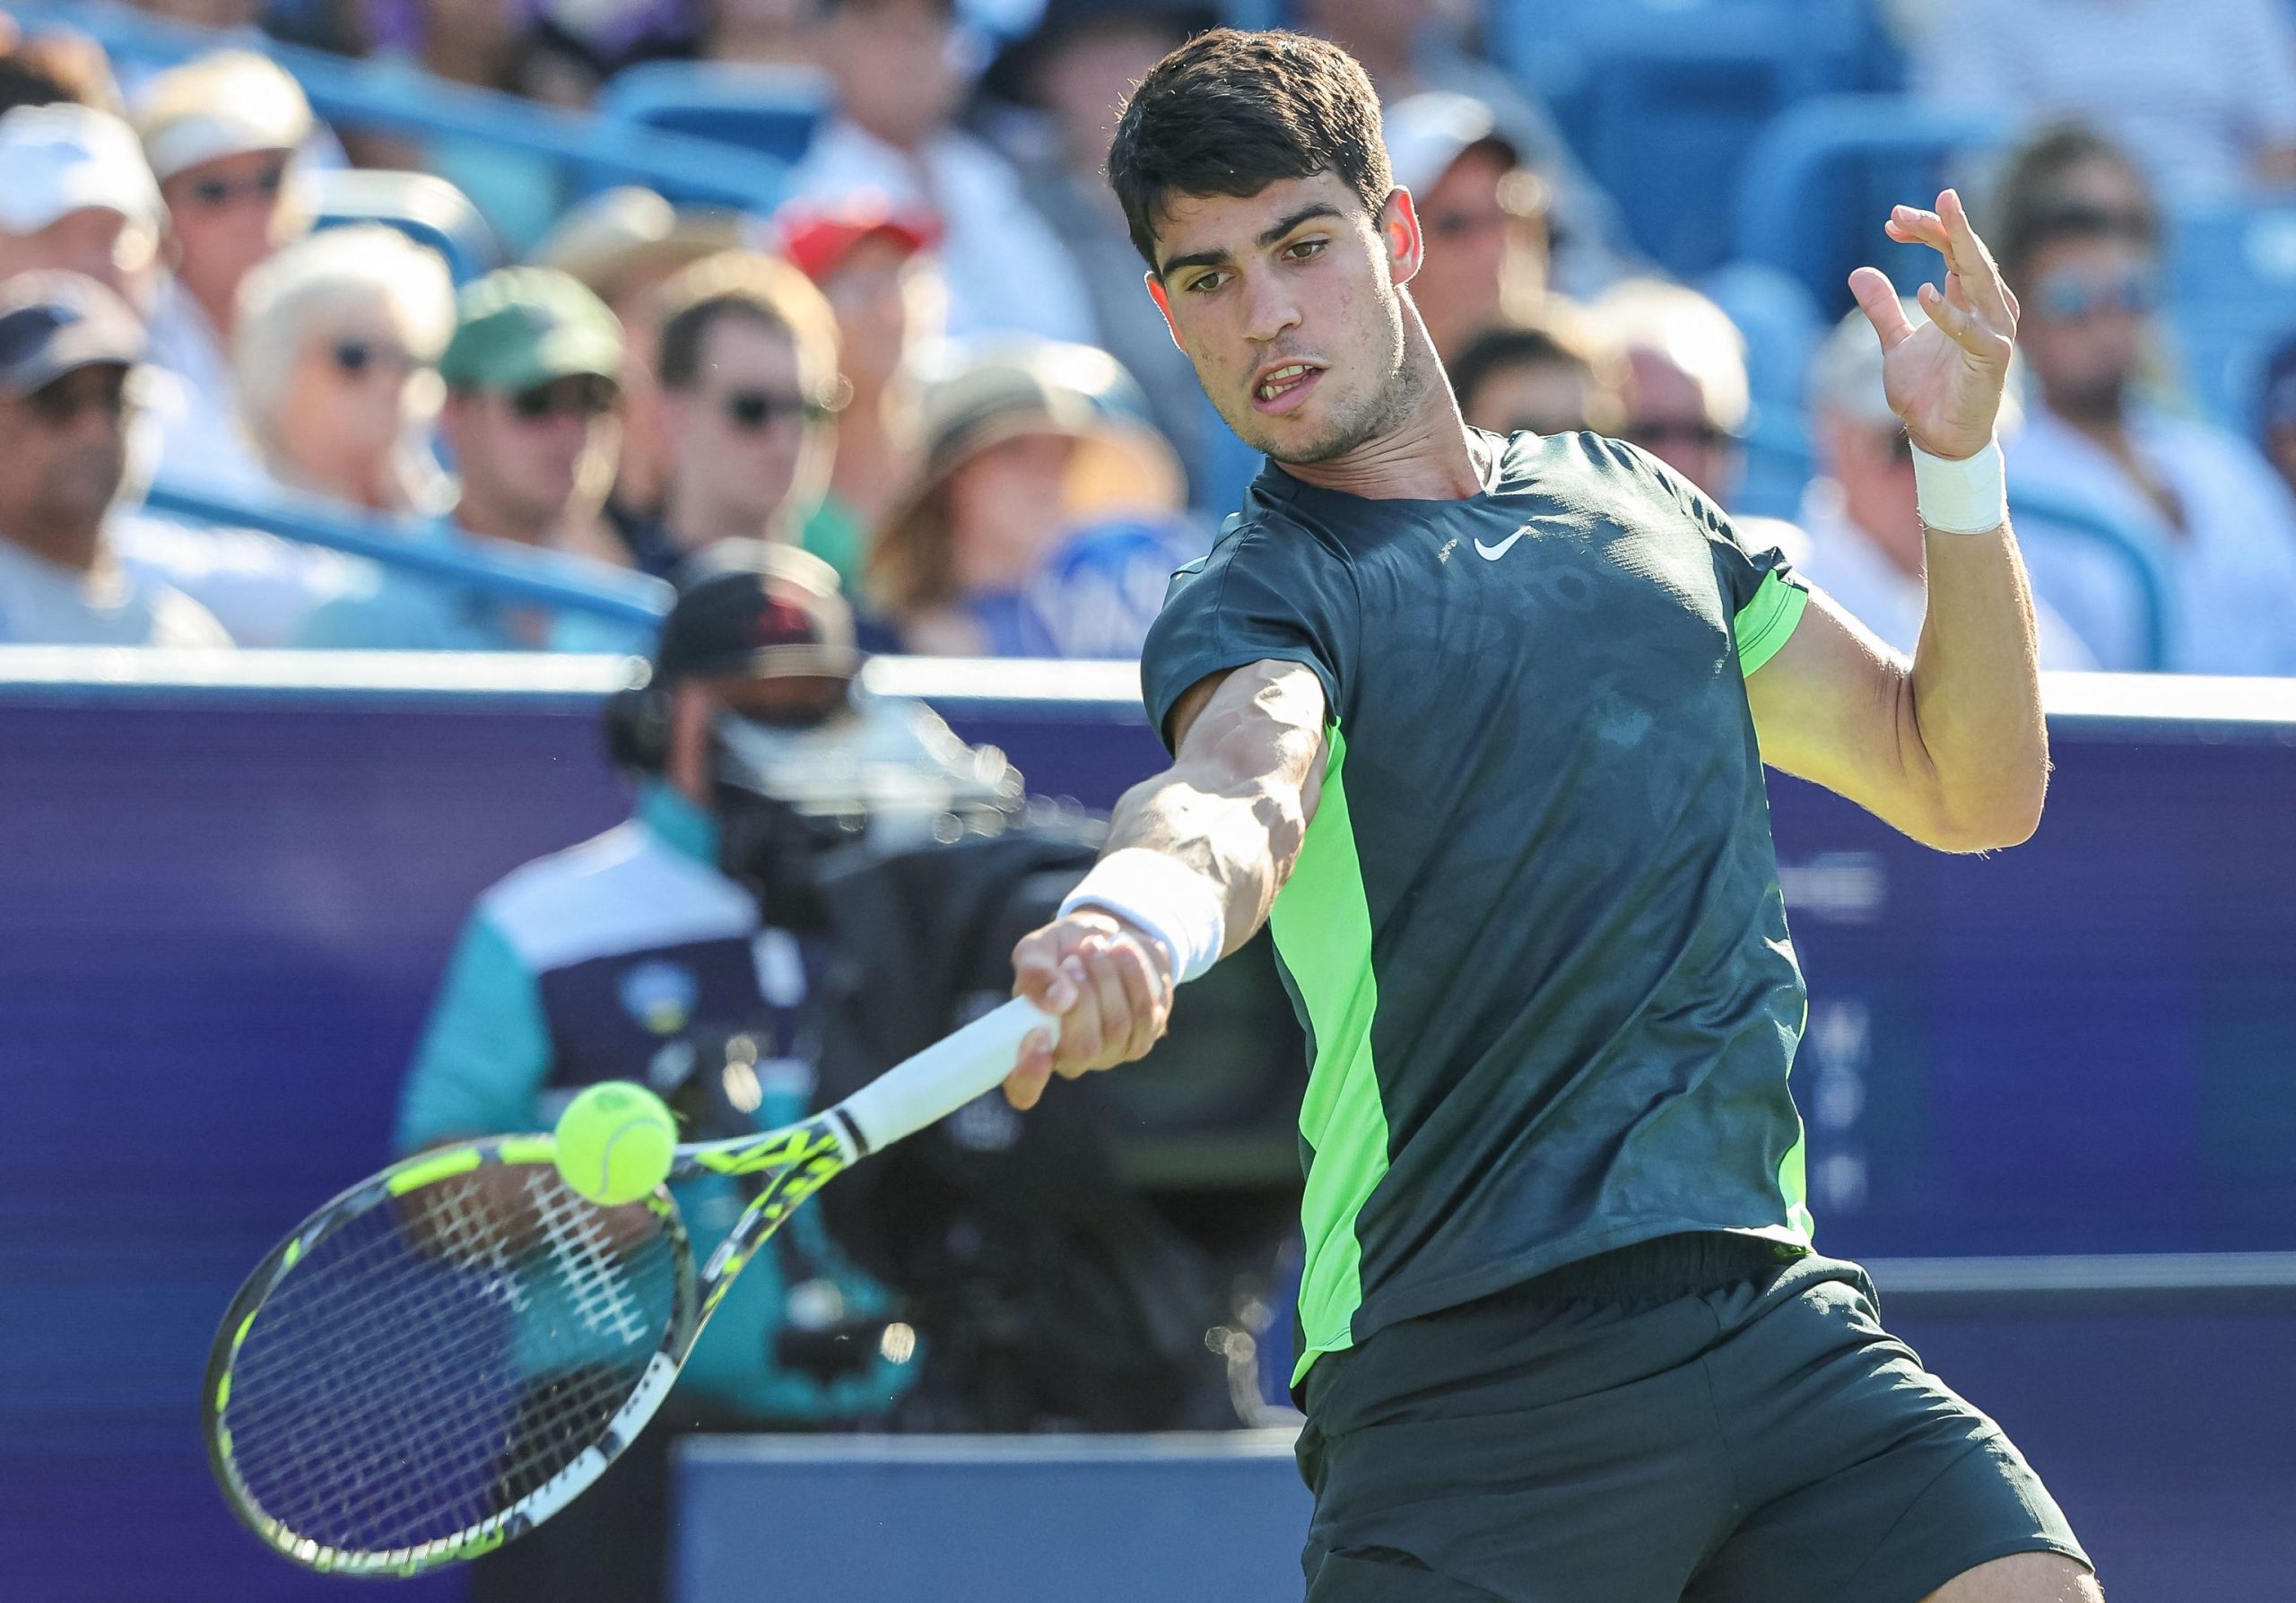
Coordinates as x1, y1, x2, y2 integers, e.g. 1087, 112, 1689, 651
1734, 571, 1809, 677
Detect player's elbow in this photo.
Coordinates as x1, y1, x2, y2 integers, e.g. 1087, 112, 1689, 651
1921, 774, 2048, 854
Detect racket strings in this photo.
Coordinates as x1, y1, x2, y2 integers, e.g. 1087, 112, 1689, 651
221, 1163, 680, 1560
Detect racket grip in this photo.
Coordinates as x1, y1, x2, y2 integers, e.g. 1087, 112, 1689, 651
836, 996, 1056, 1154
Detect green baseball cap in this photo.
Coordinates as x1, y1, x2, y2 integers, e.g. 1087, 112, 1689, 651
439, 267, 624, 394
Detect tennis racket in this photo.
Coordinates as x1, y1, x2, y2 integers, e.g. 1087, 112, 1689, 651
204, 996, 1052, 1577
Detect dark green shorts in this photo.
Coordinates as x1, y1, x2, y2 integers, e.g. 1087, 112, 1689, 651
1295, 1234, 2090, 1603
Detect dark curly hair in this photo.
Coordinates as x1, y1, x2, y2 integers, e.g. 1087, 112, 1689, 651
1107, 28, 1393, 274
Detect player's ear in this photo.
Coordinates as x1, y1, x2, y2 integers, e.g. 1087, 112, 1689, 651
1146, 272, 1187, 354
1381, 187, 1424, 286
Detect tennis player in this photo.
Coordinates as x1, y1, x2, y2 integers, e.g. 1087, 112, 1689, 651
1004, 29, 2098, 1603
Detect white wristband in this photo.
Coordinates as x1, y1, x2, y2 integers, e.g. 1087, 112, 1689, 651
1911, 439, 2007, 535
1059, 848, 1227, 985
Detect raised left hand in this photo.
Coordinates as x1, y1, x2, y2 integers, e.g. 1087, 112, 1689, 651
1848, 188, 2019, 461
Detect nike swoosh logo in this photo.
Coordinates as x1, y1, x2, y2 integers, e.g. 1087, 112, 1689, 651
1474, 527, 1532, 561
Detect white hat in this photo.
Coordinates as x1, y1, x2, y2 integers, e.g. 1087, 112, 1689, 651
0, 104, 163, 236
135, 50, 313, 182
1384, 91, 1518, 196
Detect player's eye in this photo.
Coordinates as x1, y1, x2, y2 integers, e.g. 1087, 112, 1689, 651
1284, 238, 1327, 262
1184, 269, 1229, 294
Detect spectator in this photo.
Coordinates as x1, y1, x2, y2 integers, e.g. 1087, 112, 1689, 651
0, 272, 229, 646
2255, 336, 2296, 508
1915, 0, 2296, 199
1384, 91, 1550, 365
784, 0, 1096, 344
231, 226, 457, 515
0, 23, 126, 117
777, 199, 944, 591
866, 339, 1190, 658
1996, 135, 2296, 674
1292, 0, 1637, 295
620, 251, 845, 580
293, 266, 645, 652
1593, 277, 1752, 505
1449, 309, 1626, 439
532, 187, 744, 536
401, 552, 916, 1603
983, 0, 1222, 494
0, 104, 164, 307
701, 0, 813, 65
135, 50, 315, 492
1801, 302, 2094, 669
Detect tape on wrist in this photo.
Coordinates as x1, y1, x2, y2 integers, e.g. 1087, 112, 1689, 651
1911, 439, 2007, 535
1059, 848, 1226, 984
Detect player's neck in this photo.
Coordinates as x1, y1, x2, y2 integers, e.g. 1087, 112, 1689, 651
1276, 334, 1486, 501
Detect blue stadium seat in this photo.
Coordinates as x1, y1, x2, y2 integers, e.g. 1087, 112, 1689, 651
305, 169, 501, 286
595, 61, 831, 168
1486, 0, 1879, 279
2163, 203, 2296, 434
1732, 95, 2008, 316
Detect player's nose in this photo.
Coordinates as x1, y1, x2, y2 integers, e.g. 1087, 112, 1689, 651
1239, 269, 1303, 345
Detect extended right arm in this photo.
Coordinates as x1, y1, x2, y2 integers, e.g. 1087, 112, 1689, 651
1002, 658, 1329, 1109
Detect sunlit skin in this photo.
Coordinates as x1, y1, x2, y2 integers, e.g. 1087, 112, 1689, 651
0, 209, 157, 307
1410, 144, 1523, 362
656, 314, 831, 553
443, 379, 619, 546
269, 322, 419, 510
161, 149, 295, 339
1143, 170, 1482, 500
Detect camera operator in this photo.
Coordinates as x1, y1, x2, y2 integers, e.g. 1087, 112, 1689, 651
396, 545, 928, 1603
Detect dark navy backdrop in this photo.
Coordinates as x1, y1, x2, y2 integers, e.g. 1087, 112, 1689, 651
2, 680, 2291, 1599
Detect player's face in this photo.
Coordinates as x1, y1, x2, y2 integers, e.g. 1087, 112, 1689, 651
1145, 171, 1422, 466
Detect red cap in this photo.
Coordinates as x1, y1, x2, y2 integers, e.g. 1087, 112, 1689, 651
773, 198, 940, 283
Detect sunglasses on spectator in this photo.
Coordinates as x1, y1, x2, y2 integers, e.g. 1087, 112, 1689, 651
329, 339, 414, 379
22, 368, 130, 428
2032, 268, 2159, 322
183, 160, 290, 210
509, 376, 618, 421
718, 389, 836, 431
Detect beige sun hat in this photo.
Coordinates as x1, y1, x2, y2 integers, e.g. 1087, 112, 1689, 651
869, 338, 1183, 611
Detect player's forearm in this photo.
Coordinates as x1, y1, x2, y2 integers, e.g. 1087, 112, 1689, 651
1103, 757, 1310, 957
1902, 520, 2050, 850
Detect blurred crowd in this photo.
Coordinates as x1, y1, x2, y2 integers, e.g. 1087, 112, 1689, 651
6, 0, 2296, 673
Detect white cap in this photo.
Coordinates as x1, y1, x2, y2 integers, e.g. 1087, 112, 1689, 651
0, 104, 163, 236
1384, 91, 1517, 196
135, 50, 313, 182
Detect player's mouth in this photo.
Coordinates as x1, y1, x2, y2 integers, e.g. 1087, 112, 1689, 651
1250, 361, 1324, 414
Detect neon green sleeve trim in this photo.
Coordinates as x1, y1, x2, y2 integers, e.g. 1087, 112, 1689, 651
1734, 573, 1809, 678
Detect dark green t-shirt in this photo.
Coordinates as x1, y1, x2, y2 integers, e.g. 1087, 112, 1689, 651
1140, 430, 1815, 1384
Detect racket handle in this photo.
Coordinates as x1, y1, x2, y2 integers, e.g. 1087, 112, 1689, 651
836, 996, 1055, 1154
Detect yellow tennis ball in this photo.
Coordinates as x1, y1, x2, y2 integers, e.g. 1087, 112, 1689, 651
553, 1082, 677, 1206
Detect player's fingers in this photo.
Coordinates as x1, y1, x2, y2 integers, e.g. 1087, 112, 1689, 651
1848, 266, 1915, 350
1937, 187, 2017, 330
1012, 928, 1080, 1014
1003, 1042, 1055, 1111
1052, 954, 1106, 1074
1883, 204, 1947, 252
1103, 936, 1165, 1063
1916, 280, 1999, 360
1075, 937, 1144, 1069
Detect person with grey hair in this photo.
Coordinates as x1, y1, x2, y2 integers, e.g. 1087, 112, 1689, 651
1803, 301, 2092, 668
231, 225, 456, 515
1592, 277, 1754, 505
